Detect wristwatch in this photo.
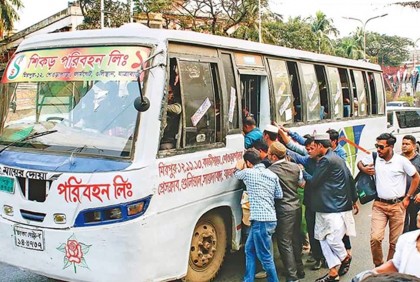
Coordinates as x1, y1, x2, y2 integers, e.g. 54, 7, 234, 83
408, 194, 415, 201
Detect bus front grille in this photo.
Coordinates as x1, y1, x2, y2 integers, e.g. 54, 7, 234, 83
17, 177, 53, 202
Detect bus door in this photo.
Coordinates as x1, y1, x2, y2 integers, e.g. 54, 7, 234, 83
239, 72, 270, 127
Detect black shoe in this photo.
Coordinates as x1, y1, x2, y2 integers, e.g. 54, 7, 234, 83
297, 270, 305, 279
315, 273, 340, 282
311, 260, 322, 270
338, 255, 352, 276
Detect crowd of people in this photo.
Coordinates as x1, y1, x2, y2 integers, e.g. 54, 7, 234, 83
235, 116, 420, 282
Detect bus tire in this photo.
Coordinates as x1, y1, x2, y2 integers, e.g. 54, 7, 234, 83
184, 212, 227, 282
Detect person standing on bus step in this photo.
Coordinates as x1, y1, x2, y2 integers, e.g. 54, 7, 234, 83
401, 135, 420, 232
309, 133, 358, 282
160, 84, 182, 150
234, 148, 283, 282
357, 133, 420, 267
268, 141, 305, 282
243, 116, 263, 149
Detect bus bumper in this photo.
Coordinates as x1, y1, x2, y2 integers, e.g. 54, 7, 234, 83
0, 216, 181, 282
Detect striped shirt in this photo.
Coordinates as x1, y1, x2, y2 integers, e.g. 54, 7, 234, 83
235, 163, 283, 222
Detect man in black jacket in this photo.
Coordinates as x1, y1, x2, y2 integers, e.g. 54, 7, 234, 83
309, 133, 358, 282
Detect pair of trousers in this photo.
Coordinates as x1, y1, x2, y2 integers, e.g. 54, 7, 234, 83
318, 214, 347, 269
244, 221, 279, 282
276, 208, 304, 281
405, 201, 420, 232
305, 208, 324, 260
370, 200, 405, 266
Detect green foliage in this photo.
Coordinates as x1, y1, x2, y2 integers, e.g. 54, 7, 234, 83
260, 17, 318, 51
335, 37, 363, 59
78, 0, 130, 30
0, 0, 23, 33
370, 33, 412, 66
398, 96, 415, 106
308, 11, 338, 54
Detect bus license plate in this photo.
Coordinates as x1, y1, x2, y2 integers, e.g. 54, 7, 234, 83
0, 176, 14, 193
14, 226, 44, 251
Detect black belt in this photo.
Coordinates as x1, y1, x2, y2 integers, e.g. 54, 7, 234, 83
375, 197, 404, 204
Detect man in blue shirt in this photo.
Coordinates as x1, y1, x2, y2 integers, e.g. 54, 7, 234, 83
235, 149, 283, 282
243, 117, 263, 149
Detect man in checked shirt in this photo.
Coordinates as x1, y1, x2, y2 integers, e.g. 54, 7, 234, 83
235, 148, 283, 282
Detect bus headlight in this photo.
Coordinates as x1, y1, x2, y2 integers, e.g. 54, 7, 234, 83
3, 205, 13, 216
127, 202, 144, 216
74, 195, 152, 227
54, 213, 66, 224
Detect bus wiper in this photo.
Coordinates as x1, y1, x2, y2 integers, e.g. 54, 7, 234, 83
0, 130, 58, 154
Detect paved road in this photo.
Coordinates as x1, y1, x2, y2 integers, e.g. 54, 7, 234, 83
0, 202, 386, 282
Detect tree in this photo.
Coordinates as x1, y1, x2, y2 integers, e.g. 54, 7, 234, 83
393, 1, 420, 9
308, 11, 338, 54
133, 0, 172, 27
335, 37, 363, 59
268, 16, 318, 51
168, 0, 269, 36
0, 0, 23, 34
78, 0, 130, 30
371, 33, 412, 66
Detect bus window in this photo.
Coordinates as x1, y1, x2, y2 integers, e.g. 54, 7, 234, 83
286, 61, 302, 122
367, 72, 378, 114
338, 68, 353, 117
315, 65, 330, 119
221, 53, 239, 130
300, 63, 321, 122
160, 60, 182, 150
241, 75, 261, 123
350, 70, 367, 116
373, 73, 385, 114
268, 58, 294, 125
362, 71, 371, 114
178, 60, 221, 147
327, 67, 343, 119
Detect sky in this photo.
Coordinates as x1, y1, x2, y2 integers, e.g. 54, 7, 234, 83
15, 0, 420, 43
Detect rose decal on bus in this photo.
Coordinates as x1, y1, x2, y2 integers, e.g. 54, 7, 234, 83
57, 234, 91, 273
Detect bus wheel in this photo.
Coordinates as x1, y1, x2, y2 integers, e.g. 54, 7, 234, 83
184, 213, 227, 282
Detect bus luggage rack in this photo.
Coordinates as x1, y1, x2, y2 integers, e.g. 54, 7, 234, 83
16, 177, 53, 202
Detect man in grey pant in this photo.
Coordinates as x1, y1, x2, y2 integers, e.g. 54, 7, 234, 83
268, 141, 305, 282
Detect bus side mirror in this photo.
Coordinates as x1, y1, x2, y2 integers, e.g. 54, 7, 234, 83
134, 96, 150, 112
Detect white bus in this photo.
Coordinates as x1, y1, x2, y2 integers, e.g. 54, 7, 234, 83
0, 24, 385, 282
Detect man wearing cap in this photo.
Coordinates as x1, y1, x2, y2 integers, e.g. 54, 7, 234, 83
309, 133, 358, 282
243, 116, 263, 149
263, 124, 279, 148
357, 133, 420, 267
268, 141, 305, 282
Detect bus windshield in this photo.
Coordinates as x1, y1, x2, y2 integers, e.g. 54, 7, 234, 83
0, 46, 151, 158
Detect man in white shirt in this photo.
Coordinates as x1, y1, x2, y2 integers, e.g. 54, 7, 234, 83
354, 210, 420, 280
357, 133, 420, 267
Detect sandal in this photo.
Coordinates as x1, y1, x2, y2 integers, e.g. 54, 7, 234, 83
338, 255, 352, 276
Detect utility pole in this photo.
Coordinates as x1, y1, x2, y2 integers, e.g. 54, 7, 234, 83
100, 0, 104, 29
343, 14, 388, 60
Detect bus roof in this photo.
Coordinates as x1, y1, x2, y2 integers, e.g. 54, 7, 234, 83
17, 23, 381, 71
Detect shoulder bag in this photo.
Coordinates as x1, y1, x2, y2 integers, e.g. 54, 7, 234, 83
354, 152, 377, 205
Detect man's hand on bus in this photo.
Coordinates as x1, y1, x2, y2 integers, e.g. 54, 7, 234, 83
236, 159, 246, 170
414, 193, 420, 204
